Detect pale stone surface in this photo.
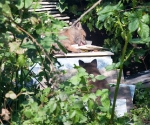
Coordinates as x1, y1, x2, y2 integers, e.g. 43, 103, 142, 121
56, 56, 113, 70
110, 86, 134, 113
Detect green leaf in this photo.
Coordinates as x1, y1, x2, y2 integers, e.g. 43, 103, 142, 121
105, 62, 120, 71
128, 18, 139, 32
58, 92, 68, 101
79, 115, 87, 123
141, 14, 149, 24
96, 90, 102, 96
43, 87, 50, 95
24, 109, 33, 118
88, 100, 94, 110
89, 93, 96, 101
25, 0, 33, 8
95, 75, 106, 80
58, 36, 68, 40
69, 110, 76, 119
2, 3, 13, 19
69, 75, 81, 85
16, 0, 24, 9
59, 0, 66, 4
56, 41, 68, 53
82, 95, 89, 102
21, 41, 36, 49
98, 2, 122, 22
17, 54, 26, 67
100, 89, 110, 108
73, 100, 84, 109
48, 100, 57, 113
138, 22, 149, 38
130, 37, 150, 44
64, 121, 73, 125
56, 3, 68, 13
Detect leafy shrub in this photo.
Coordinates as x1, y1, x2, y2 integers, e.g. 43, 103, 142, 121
10, 66, 112, 125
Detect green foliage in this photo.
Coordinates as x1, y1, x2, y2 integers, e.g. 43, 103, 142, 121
10, 67, 112, 125
0, 0, 67, 123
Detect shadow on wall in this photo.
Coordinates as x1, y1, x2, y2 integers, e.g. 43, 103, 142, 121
82, 25, 108, 47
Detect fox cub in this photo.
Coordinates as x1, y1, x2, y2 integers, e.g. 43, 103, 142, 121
56, 22, 87, 53
79, 59, 110, 93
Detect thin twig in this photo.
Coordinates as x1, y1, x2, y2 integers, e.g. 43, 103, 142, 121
71, 0, 102, 27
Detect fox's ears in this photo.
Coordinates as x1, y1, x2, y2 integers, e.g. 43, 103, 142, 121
79, 60, 84, 67
75, 22, 82, 29
79, 59, 97, 67
91, 59, 97, 67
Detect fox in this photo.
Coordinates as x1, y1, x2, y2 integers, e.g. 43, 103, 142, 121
56, 22, 87, 53
79, 59, 110, 104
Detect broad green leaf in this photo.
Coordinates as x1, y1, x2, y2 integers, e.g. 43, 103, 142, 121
2, 3, 13, 19
128, 18, 139, 33
43, 88, 50, 95
79, 115, 87, 123
100, 89, 110, 108
64, 121, 73, 125
69, 75, 81, 85
130, 37, 150, 44
89, 93, 96, 101
21, 41, 36, 49
88, 99, 94, 110
95, 75, 106, 80
141, 14, 149, 24
48, 100, 57, 113
56, 41, 68, 53
73, 100, 83, 109
16, 0, 24, 9
82, 95, 89, 102
31, 102, 38, 112
138, 22, 149, 38
17, 54, 26, 67
56, 3, 68, 13
58, 36, 68, 40
25, 0, 33, 8
96, 90, 102, 96
105, 62, 120, 71
98, 2, 122, 21
24, 110, 33, 118
58, 92, 68, 101
73, 114, 80, 124
69, 110, 76, 118
59, 0, 66, 5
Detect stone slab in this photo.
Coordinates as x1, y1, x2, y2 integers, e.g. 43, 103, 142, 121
110, 86, 134, 113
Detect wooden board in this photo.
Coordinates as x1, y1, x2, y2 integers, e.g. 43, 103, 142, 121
72, 44, 103, 50
54, 51, 114, 58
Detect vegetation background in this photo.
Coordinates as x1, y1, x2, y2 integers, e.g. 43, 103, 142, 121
0, 0, 150, 124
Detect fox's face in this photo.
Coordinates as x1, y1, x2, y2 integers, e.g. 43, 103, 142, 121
71, 22, 87, 46
79, 59, 99, 75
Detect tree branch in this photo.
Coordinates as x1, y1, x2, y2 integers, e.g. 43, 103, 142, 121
71, 0, 102, 27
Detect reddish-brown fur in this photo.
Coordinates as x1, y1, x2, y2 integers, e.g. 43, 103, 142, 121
79, 59, 110, 104
58, 22, 86, 53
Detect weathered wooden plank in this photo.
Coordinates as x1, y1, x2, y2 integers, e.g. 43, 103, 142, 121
41, 5, 56, 8
29, 8, 57, 12
51, 13, 67, 17
54, 51, 114, 58
33, 2, 57, 4
55, 16, 70, 20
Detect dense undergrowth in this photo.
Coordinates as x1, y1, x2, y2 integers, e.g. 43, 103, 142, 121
0, 0, 150, 124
